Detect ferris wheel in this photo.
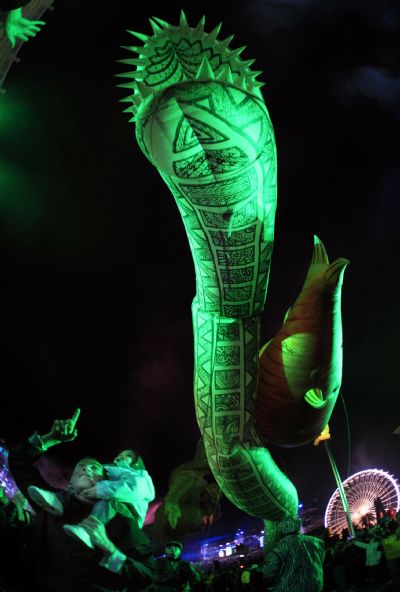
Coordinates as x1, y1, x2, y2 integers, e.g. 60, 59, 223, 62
325, 469, 400, 535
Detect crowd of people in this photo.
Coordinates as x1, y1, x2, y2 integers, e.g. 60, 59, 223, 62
171, 514, 400, 592
1, 410, 399, 591
323, 514, 400, 591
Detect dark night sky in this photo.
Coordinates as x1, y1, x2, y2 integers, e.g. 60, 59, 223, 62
1, 0, 400, 531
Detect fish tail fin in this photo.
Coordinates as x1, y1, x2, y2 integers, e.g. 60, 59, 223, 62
324, 258, 349, 287
312, 235, 329, 264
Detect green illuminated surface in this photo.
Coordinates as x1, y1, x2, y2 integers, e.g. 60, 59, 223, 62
124, 11, 305, 524
257, 236, 348, 447
4, 7, 45, 49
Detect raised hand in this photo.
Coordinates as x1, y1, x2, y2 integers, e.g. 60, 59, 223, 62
5, 8, 45, 49
49, 408, 81, 443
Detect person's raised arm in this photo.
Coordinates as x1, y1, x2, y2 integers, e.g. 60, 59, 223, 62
33, 408, 81, 451
8, 409, 81, 497
353, 539, 368, 549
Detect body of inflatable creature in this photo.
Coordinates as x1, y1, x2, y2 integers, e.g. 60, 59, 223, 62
119, 11, 348, 545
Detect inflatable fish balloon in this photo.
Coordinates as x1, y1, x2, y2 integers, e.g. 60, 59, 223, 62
256, 236, 349, 447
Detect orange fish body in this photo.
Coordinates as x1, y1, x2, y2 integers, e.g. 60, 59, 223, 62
256, 236, 349, 447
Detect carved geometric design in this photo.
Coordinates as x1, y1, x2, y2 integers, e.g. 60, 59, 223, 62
210, 227, 256, 247
129, 16, 300, 521
192, 307, 298, 520
179, 169, 258, 206
223, 286, 253, 302
215, 345, 240, 366
173, 115, 229, 154
215, 369, 241, 390
173, 117, 201, 153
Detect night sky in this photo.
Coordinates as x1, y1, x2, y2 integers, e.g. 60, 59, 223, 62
1, 0, 400, 533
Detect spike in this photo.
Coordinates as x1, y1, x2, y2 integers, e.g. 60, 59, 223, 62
121, 45, 153, 57
235, 72, 247, 90
116, 81, 137, 89
216, 63, 234, 84
117, 58, 147, 66
121, 45, 139, 53
312, 235, 329, 264
196, 56, 215, 80
246, 70, 263, 79
193, 15, 205, 37
115, 70, 145, 80
247, 85, 263, 99
230, 45, 247, 58
126, 30, 150, 43
240, 59, 256, 69
216, 34, 234, 52
149, 18, 164, 35
204, 23, 222, 46
151, 16, 171, 29
129, 116, 136, 123
253, 81, 266, 88
136, 80, 154, 99
179, 9, 189, 30
121, 109, 134, 118
119, 96, 134, 103
122, 106, 134, 114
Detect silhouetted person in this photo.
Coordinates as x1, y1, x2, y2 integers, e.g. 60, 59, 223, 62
374, 496, 385, 522
153, 540, 200, 591
263, 515, 325, 592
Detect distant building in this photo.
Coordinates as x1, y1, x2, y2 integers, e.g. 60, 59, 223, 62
199, 527, 264, 565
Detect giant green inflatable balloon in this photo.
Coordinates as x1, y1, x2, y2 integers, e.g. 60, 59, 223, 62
119, 12, 347, 533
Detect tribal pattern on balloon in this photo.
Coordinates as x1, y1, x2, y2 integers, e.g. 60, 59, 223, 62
119, 11, 347, 537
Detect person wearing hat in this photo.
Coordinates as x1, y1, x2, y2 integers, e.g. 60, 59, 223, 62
263, 515, 325, 592
153, 540, 201, 591
0, 0, 45, 47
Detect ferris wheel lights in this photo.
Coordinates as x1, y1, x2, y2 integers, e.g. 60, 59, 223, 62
325, 469, 400, 534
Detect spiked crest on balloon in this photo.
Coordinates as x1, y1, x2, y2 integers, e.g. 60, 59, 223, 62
117, 10, 265, 122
